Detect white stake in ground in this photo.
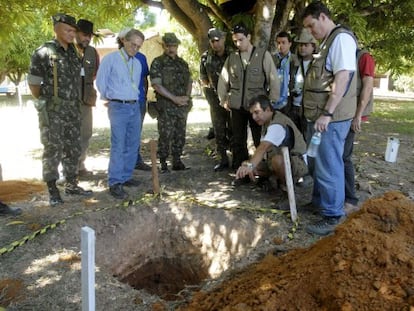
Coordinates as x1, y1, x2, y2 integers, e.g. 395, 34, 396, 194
81, 226, 95, 311
282, 147, 297, 222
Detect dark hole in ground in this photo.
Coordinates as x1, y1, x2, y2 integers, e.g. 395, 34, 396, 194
120, 256, 208, 301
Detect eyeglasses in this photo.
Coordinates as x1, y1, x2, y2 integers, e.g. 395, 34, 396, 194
126, 41, 140, 50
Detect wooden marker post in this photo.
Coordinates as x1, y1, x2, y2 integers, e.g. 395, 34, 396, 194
282, 147, 297, 222
150, 140, 160, 195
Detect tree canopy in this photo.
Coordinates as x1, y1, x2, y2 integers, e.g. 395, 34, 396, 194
1, 0, 414, 84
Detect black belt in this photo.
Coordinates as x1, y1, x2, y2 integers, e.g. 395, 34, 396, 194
110, 99, 137, 104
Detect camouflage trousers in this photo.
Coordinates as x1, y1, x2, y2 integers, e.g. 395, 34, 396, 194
204, 87, 231, 157
39, 100, 81, 182
157, 103, 189, 161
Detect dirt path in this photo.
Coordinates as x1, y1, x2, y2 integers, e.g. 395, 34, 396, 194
0, 96, 413, 310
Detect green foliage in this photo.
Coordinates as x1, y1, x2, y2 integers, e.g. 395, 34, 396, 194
229, 14, 254, 31
372, 100, 414, 135
135, 7, 157, 29
393, 75, 414, 93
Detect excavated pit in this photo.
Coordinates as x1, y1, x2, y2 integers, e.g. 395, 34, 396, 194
97, 201, 272, 300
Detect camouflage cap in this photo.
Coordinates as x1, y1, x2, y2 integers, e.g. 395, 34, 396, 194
162, 32, 181, 45
52, 13, 78, 29
295, 28, 317, 44
208, 28, 226, 40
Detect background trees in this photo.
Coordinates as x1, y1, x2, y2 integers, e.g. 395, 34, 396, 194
1, 0, 414, 86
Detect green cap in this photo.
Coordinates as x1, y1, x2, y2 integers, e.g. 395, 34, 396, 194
162, 33, 181, 45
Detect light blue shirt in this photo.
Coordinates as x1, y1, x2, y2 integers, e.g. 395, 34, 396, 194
96, 48, 142, 101
274, 51, 291, 109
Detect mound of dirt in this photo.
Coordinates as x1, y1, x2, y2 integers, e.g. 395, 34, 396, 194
0, 180, 45, 203
179, 191, 414, 310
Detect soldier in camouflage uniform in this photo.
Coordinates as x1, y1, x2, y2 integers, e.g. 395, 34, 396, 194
28, 13, 92, 206
150, 33, 192, 173
200, 28, 233, 172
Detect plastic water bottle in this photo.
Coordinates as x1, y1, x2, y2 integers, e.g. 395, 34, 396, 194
307, 131, 321, 157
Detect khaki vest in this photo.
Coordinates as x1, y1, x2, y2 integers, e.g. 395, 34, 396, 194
227, 47, 267, 110
264, 111, 306, 155
82, 46, 98, 106
303, 26, 357, 122
357, 49, 374, 116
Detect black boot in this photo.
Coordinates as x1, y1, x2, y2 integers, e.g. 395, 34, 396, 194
47, 180, 64, 206
214, 153, 229, 172
65, 178, 93, 196
160, 159, 169, 173
172, 158, 188, 170
206, 127, 215, 140
0, 201, 22, 216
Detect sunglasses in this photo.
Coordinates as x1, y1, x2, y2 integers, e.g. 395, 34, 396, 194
232, 25, 248, 35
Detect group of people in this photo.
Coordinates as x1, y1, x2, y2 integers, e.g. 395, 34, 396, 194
18, 1, 374, 238
26, 13, 192, 203
201, 1, 375, 236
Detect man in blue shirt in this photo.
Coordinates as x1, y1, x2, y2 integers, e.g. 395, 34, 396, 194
96, 28, 144, 199
117, 29, 150, 171
272, 31, 299, 112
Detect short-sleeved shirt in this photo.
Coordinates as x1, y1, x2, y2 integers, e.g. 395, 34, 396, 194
28, 39, 81, 100
326, 33, 356, 74
261, 124, 286, 147
358, 53, 375, 78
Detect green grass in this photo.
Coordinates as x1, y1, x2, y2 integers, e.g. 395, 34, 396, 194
371, 100, 414, 135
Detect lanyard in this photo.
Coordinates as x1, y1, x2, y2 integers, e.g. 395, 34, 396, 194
119, 49, 138, 92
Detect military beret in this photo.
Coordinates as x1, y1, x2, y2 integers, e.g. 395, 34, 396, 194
162, 33, 181, 45
208, 28, 226, 40
52, 13, 78, 29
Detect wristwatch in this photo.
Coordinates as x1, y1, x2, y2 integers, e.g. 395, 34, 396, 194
322, 110, 334, 117
243, 162, 254, 169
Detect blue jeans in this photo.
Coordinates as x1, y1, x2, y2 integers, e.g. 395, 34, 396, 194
136, 101, 146, 164
343, 128, 359, 205
107, 102, 141, 186
310, 120, 351, 217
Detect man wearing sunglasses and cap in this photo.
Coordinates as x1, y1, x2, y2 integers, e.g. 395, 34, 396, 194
200, 28, 233, 172
75, 19, 100, 177
28, 13, 93, 207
